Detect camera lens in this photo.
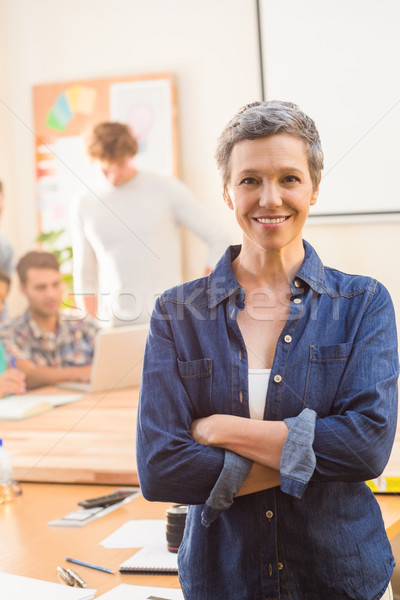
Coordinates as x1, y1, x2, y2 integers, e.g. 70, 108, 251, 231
166, 504, 188, 553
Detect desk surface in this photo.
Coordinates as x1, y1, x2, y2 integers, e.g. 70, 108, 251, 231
0, 483, 180, 597
2, 386, 400, 551
1, 482, 400, 600
0, 387, 139, 485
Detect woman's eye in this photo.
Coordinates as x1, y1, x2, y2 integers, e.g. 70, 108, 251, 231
283, 175, 300, 183
240, 177, 258, 185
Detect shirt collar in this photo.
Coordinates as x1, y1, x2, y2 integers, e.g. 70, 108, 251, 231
207, 246, 243, 309
295, 240, 326, 294
207, 241, 326, 309
24, 309, 63, 339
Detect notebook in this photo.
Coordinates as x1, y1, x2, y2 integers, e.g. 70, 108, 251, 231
57, 324, 148, 392
119, 544, 178, 575
0, 393, 82, 420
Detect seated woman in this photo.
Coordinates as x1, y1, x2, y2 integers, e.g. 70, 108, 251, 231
0, 268, 26, 396
136, 101, 398, 600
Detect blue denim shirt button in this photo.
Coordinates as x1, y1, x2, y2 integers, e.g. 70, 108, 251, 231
293, 298, 302, 304
273, 374, 282, 383
284, 335, 292, 343
294, 279, 301, 287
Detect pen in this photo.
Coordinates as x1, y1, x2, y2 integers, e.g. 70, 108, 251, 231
65, 557, 116, 574
8, 357, 17, 370
57, 566, 75, 586
67, 568, 87, 588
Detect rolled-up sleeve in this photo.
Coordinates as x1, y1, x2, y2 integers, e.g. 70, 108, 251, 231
201, 450, 252, 527
201, 407, 317, 525
280, 408, 317, 498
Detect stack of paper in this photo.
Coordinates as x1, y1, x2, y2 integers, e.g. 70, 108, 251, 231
0, 571, 96, 600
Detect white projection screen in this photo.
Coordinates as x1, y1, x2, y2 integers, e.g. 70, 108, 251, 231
257, 0, 400, 221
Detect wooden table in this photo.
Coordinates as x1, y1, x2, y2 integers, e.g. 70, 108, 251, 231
0, 386, 139, 485
2, 386, 400, 547
0, 483, 180, 597
376, 494, 400, 540
1, 482, 400, 600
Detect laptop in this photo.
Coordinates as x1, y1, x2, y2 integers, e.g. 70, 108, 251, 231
58, 324, 149, 392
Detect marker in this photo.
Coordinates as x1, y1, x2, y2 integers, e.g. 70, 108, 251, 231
8, 357, 17, 370
65, 557, 115, 574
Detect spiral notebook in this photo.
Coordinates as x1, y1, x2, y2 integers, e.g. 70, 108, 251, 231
119, 544, 178, 575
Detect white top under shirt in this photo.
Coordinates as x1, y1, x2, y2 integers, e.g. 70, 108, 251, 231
248, 369, 271, 420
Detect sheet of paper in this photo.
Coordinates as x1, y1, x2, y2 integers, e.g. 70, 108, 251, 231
97, 583, 184, 600
100, 519, 166, 548
0, 571, 96, 600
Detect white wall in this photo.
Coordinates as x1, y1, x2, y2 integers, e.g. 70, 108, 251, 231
1, 0, 400, 328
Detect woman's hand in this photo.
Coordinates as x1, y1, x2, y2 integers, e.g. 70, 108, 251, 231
0, 369, 26, 398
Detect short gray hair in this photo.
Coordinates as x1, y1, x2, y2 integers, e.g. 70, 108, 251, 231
215, 100, 324, 191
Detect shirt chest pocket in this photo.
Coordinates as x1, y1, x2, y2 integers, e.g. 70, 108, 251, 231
177, 358, 214, 417
304, 342, 353, 416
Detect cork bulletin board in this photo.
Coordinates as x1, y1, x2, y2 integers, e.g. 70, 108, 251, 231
32, 73, 178, 244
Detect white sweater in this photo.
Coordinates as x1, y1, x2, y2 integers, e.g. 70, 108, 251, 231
71, 171, 229, 325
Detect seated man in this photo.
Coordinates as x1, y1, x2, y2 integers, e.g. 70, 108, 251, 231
0, 251, 98, 389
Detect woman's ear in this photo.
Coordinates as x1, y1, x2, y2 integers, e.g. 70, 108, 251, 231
310, 173, 322, 206
310, 190, 318, 206
223, 188, 234, 210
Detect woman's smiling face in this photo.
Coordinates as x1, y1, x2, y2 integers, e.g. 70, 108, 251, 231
224, 134, 319, 254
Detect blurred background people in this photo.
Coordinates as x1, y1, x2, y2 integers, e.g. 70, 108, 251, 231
0, 266, 26, 395
71, 121, 230, 326
0, 181, 15, 277
0, 251, 97, 389
0, 181, 16, 318
0, 269, 10, 321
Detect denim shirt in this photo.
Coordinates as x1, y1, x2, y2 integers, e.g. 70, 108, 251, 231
136, 242, 399, 600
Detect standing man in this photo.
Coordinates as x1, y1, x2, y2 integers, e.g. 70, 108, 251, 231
71, 122, 229, 325
0, 251, 98, 389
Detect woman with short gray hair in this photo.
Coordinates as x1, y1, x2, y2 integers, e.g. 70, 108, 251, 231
137, 100, 398, 599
